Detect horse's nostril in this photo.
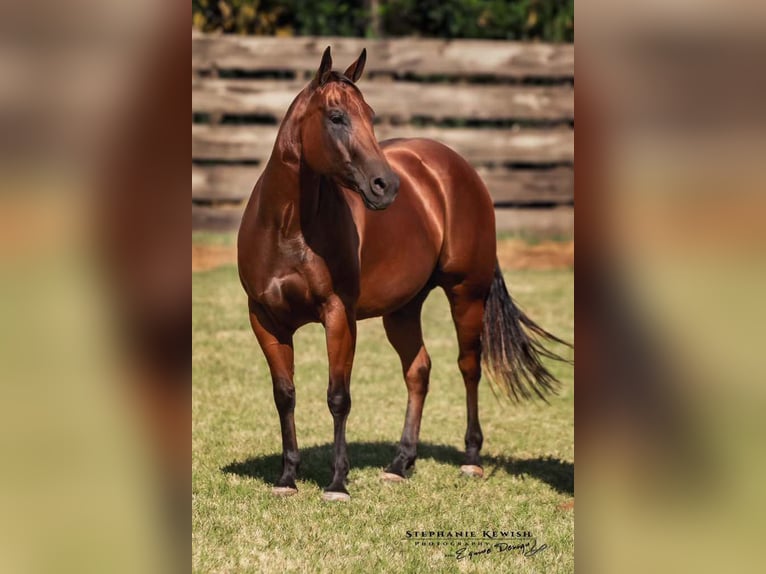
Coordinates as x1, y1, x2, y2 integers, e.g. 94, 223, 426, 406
371, 177, 387, 195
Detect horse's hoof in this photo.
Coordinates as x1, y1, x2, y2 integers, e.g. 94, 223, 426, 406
322, 491, 351, 502
460, 465, 484, 478
381, 471, 406, 482
272, 486, 298, 496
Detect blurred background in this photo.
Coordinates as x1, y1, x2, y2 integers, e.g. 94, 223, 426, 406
0, 1, 186, 572
577, 1, 766, 573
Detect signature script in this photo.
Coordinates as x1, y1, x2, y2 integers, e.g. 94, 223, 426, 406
454, 540, 548, 561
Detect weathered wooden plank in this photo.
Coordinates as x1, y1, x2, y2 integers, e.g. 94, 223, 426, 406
192, 35, 574, 79
192, 124, 274, 161
478, 167, 574, 205
192, 78, 574, 121
494, 205, 573, 235
192, 164, 260, 201
193, 164, 573, 205
192, 204, 246, 232
192, 124, 573, 164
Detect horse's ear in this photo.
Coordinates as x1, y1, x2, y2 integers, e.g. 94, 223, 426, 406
313, 46, 333, 88
343, 48, 367, 83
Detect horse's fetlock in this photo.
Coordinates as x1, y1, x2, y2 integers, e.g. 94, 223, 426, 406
283, 450, 301, 468
465, 429, 484, 450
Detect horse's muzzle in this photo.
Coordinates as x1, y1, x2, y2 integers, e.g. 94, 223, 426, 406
362, 170, 399, 210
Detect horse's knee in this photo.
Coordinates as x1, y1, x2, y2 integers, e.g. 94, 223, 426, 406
272, 377, 296, 412
327, 388, 351, 417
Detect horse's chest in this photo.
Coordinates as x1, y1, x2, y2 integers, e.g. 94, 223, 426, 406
251, 254, 335, 323
255, 271, 311, 313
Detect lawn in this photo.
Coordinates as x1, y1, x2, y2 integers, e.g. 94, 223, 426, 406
192, 240, 573, 573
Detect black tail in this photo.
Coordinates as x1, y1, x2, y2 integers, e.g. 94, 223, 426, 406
481, 263, 573, 402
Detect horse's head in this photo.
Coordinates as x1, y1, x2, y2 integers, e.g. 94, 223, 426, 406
300, 47, 399, 211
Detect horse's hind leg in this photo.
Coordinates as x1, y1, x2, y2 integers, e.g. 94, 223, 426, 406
382, 293, 431, 480
444, 283, 486, 478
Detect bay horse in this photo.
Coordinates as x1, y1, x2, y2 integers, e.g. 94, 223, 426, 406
238, 47, 570, 501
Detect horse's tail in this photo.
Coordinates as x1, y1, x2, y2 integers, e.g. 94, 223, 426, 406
481, 262, 573, 402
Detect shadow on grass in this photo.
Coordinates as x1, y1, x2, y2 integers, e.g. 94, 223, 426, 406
222, 441, 573, 496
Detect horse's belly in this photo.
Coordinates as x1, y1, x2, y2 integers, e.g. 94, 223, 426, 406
355, 237, 439, 318
356, 275, 431, 319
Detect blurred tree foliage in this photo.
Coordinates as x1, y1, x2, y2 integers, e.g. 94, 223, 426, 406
191, 0, 573, 42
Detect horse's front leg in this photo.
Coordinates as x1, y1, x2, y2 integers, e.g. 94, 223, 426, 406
322, 298, 356, 501
248, 301, 300, 495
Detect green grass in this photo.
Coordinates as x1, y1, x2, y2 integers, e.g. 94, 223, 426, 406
495, 230, 573, 245
193, 259, 573, 573
193, 231, 237, 247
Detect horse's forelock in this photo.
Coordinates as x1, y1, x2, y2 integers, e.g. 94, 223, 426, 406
316, 75, 371, 117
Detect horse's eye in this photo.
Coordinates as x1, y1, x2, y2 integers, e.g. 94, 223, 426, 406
328, 111, 346, 126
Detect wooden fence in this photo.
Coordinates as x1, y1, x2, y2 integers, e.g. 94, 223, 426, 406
192, 34, 574, 233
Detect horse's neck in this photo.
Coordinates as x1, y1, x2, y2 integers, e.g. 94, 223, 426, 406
257, 90, 351, 241
258, 143, 325, 240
